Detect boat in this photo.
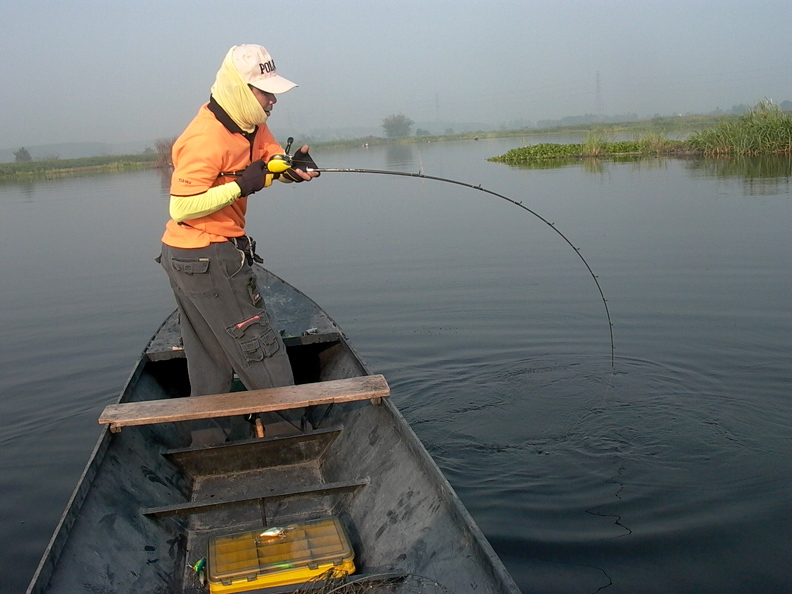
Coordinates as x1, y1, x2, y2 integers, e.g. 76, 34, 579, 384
27, 266, 521, 594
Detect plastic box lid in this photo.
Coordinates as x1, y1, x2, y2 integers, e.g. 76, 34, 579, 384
208, 516, 354, 586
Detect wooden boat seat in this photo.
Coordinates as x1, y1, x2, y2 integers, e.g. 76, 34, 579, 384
99, 374, 389, 433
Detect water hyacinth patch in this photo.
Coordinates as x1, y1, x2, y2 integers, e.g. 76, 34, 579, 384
488, 134, 686, 165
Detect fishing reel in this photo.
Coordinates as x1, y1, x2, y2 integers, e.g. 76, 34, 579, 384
266, 137, 294, 174
266, 154, 292, 173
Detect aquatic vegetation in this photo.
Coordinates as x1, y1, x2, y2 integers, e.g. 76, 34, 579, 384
488, 143, 582, 164
581, 129, 611, 156
491, 101, 792, 166
687, 100, 792, 155
634, 130, 683, 153
488, 130, 686, 165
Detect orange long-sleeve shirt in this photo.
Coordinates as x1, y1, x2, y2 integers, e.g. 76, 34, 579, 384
162, 100, 283, 248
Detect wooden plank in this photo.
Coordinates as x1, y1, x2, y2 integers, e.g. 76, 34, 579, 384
141, 478, 369, 519
99, 375, 389, 431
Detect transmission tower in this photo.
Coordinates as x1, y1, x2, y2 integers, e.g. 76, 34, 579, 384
595, 71, 604, 122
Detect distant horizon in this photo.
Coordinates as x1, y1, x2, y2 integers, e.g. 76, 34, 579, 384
3, 97, 788, 162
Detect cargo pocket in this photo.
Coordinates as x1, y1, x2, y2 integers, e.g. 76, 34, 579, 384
168, 257, 213, 296
226, 312, 280, 363
170, 258, 210, 275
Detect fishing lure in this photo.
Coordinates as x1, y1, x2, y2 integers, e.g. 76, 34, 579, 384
259, 525, 296, 539
188, 557, 206, 585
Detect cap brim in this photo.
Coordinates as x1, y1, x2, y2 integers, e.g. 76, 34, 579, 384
250, 75, 298, 94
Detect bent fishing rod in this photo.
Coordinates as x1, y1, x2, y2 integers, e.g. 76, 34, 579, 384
307, 165, 615, 368
226, 140, 616, 368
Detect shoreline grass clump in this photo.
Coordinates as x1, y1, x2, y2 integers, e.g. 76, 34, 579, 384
490, 101, 792, 166
687, 100, 792, 155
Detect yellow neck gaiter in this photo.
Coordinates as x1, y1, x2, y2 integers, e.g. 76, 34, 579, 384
211, 46, 268, 133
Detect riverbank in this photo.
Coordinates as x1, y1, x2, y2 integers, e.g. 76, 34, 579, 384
0, 154, 158, 183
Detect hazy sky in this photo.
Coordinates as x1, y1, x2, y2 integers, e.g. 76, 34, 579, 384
2, 0, 791, 148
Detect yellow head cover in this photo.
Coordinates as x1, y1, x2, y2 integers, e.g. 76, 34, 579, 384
211, 46, 268, 133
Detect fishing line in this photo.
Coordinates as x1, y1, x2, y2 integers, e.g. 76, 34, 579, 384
306, 166, 616, 369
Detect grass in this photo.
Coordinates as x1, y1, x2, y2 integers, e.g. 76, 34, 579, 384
0, 153, 158, 183
687, 100, 792, 155
490, 101, 792, 166
488, 131, 687, 165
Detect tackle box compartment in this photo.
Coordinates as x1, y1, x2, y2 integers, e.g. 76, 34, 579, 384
207, 516, 355, 593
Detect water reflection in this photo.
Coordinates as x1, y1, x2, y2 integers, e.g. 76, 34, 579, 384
580, 156, 675, 174
685, 155, 792, 195
511, 153, 792, 196
158, 166, 172, 193
385, 143, 417, 170
18, 182, 36, 203
512, 155, 671, 173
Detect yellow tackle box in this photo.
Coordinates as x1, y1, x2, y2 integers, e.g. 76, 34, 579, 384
207, 516, 355, 593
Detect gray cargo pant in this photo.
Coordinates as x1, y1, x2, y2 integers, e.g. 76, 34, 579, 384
160, 241, 294, 396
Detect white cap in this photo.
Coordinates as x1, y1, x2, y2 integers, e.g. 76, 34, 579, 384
232, 44, 297, 94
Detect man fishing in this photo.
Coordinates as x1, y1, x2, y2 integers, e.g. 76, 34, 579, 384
159, 44, 318, 412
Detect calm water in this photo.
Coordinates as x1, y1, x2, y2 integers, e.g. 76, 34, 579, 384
1, 139, 790, 593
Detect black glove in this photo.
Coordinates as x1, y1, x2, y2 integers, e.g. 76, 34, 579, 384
282, 148, 319, 182
236, 160, 267, 196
